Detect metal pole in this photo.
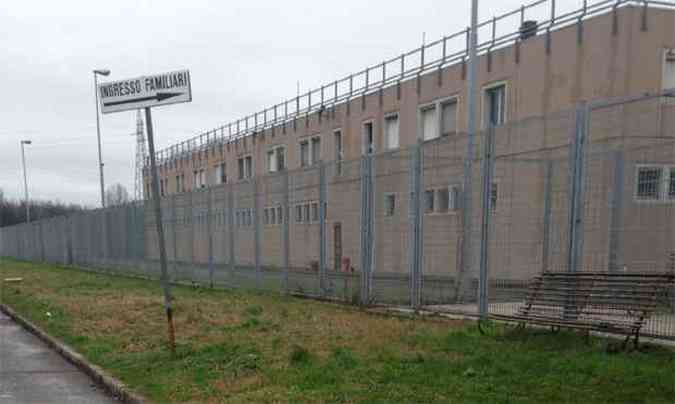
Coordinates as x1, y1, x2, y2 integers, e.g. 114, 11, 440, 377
228, 185, 236, 284
608, 150, 625, 272
207, 187, 214, 287
408, 141, 423, 308
254, 179, 262, 289
359, 155, 373, 305
20, 141, 30, 223
94, 73, 106, 208
567, 102, 588, 274
144, 107, 176, 354
459, 0, 479, 305
282, 171, 290, 293
541, 160, 553, 273
319, 163, 327, 296
478, 125, 495, 319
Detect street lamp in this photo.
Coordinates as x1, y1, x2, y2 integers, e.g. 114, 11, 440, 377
20, 140, 32, 223
93, 69, 111, 208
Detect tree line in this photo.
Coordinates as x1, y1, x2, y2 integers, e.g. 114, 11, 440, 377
0, 183, 131, 227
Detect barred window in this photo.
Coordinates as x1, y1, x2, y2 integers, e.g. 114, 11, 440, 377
312, 202, 319, 222
385, 194, 396, 216
304, 203, 311, 223
636, 167, 662, 200
437, 187, 449, 212
424, 190, 435, 213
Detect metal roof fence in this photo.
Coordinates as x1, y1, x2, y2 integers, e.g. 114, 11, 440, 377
149, 0, 674, 166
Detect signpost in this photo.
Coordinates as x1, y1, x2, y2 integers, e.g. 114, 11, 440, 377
99, 69, 192, 354
99, 70, 191, 114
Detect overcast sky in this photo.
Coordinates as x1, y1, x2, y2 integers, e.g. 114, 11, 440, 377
0, 0, 572, 206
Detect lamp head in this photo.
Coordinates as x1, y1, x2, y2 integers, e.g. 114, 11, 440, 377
21, 140, 32, 145
94, 69, 111, 76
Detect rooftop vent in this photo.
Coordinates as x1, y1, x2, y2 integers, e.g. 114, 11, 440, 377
519, 20, 538, 40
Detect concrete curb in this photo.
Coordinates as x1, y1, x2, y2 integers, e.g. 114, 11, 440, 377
0, 303, 147, 404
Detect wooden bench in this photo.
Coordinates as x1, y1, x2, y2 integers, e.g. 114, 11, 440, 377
494, 272, 675, 347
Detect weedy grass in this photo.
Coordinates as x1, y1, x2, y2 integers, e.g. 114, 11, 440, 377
1, 258, 674, 403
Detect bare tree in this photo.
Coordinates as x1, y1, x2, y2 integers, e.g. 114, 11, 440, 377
105, 183, 130, 207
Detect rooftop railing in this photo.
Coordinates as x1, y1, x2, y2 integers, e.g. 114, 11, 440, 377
151, 0, 674, 167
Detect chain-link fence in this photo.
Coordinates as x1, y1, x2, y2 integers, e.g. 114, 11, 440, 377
1, 92, 674, 340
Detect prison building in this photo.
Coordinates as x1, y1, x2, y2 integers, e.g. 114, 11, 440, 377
76, 1, 675, 301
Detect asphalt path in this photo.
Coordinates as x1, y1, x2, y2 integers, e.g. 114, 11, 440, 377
0, 311, 117, 403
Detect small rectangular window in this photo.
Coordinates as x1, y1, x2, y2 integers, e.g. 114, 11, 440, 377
637, 167, 662, 200
424, 190, 435, 213
276, 147, 286, 171
238, 158, 245, 180
663, 49, 675, 91
421, 106, 437, 141
334, 130, 343, 176
245, 157, 253, 178
312, 202, 319, 222
385, 194, 396, 216
311, 137, 321, 165
247, 209, 252, 227
363, 122, 375, 155
450, 186, 461, 210
437, 187, 449, 212
441, 100, 458, 136
670, 168, 675, 199
485, 84, 506, 127
304, 203, 311, 223
385, 114, 399, 150
277, 205, 283, 224
264, 208, 270, 226
334, 130, 343, 161
296, 205, 303, 223
300, 141, 309, 167
270, 207, 276, 225
268, 150, 277, 173
220, 163, 226, 184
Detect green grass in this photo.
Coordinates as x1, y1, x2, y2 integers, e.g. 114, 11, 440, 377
1, 258, 674, 403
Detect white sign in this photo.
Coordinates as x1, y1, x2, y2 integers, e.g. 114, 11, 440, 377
98, 69, 192, 114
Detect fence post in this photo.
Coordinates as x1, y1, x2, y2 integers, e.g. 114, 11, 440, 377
65, 216, 72, 265
189, 190, 195, 280
38, 219, 45, 263
408, 142, 423, 309
567, 102, 588, 274
608, 150, 625, 272
254, 179, 262, 289
319, 162, 328, 296
172, 194, 179, 279
564, 102, 588, 321
478, 125, 496, 319
359, 154, 374, 305
228, 184, 236, 284
541, 160, 553, 273
282, 170, 291, 293
207, 187, 214, 287
102, 208, 108, 268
